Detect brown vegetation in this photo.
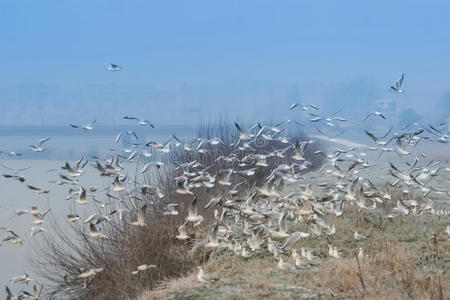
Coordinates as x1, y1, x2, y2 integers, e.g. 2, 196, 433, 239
30, 121, 320, 299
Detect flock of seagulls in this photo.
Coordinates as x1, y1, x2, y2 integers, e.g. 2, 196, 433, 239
1, 72, 450, 299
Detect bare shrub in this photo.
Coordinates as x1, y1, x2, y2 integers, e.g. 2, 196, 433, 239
30, 120, 324, 299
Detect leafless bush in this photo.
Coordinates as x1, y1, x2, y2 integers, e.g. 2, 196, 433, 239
30, 120, 324, 299
30, 186, 198, 299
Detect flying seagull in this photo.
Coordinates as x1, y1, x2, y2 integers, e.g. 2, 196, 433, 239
363, 111, 386, 121
70, 120, 96, 132
390, 74, 405, 93
2, 174, 25, 183
29, 138, 50, 152
123, 116, 154, 128
107, 63, 121, 71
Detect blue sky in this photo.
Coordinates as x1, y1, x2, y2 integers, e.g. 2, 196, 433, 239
1, 0, 450, 125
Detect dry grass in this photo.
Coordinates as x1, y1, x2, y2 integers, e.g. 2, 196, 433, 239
140, 202, 449, 300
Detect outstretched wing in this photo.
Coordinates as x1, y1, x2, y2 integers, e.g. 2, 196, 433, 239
364, 130, 379, 142
396, 74, 404, 89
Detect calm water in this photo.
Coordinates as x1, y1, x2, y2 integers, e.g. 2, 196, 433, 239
0, 125, 195, 297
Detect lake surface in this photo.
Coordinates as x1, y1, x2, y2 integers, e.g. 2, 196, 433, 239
0, 125, 196, 297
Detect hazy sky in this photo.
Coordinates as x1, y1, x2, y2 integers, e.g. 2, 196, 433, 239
1, 0, 450, 125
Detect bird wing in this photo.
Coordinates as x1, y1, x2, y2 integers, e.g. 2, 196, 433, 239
278, 210, 288, 233
79, 187, 86, 201
37, 138, 50, 147
114, 133, 122, 144
235, 122, 244, 134
123, 116, 138, 120
135, 204, 147, 224
74, 157, 84, 170
396, 74, 404, 89
364, 130, 379, 142
279, 232, 301, 249
429, 124, 443, 135
189, 197, 198, 216
41, 208, 51, 218
210, 223, 218, 241
27, 185, 39, 191
89, 223, 98, 234
178, 222, 187, 235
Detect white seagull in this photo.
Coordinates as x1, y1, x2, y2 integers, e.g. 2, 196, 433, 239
107, 63, 121, 71
390, 74, 405, 93
29, 138, 50, 152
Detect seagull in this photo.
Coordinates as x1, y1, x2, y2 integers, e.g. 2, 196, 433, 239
163, 203, 179, 216
107, 63, 121, 71
292, 141, 308, 161
112, 175, 125, 192
289, 103, 309, 111
176, 222, 190, 240
131, 204, 147, 226
89, 223, 107, 240
0, 163, 31, 173
390, 74, 405, 93
75, 186, 87, 205
13, 209, 29, 217
77, 268, 104, 279
185, 197, 204, 227
84, 213, 111, 225
141, 161, 164, 173
328, 244, 340, 258
235, 122, 251, 142
29, 226, 46, 237
354, 231, 369, 241
364, 128, 394, 146
26, 185, 49, 195
125, 130, 139, 141
363, 111, 386, 121
114, 133, 122, 144
292, 251, 311, 269
108, 208, 130, 221
1, 229, 23, 245
358, 247, 365, 261
289, 103, 319, 110
132, 264, 156, 275
2, 174, 25, 183
70, 120, 96, 132
277, 256, 297, 271
30, 207, 51, 225
396, 137, 410, 156
176, 180, 193, 195
197, 266, 218, 283
5, 151, 23, 157
278, 232, 307, 250
21, 284, 43, 300
29, 138, 50, 152
206, 223, 220, 248
67, 214, 80, 223
123, 116, 154, 128
62, 159, 86, 177
10, 273, 32, 285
